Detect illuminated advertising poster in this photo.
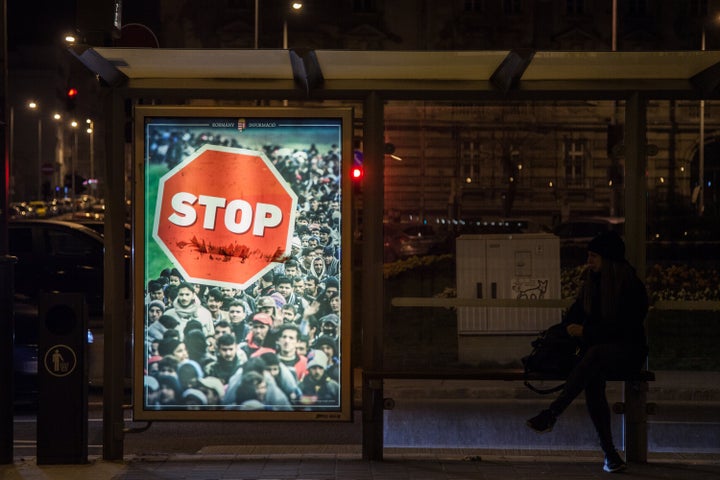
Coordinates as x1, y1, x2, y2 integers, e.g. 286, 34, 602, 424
134, 107, 352, 421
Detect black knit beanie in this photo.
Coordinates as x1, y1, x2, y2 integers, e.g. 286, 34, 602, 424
158, 337, 181, 357
587, 230, 625, 262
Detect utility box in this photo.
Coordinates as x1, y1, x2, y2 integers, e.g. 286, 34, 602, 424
37, 292, 88, 465
456, 233, 562, 366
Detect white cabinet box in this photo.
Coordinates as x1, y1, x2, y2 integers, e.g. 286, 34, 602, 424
456, 233, 563, 365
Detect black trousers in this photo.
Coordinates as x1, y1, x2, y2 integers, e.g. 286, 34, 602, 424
549, 343, 646, 454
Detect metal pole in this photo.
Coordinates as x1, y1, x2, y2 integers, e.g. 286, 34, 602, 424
283, 19, 288, 49
282, 20, 288, 106
37, 116, 42, 199
72, 129, 77, 210
624, 93, 647, 277
699, 27, 706, 216
361, 91, 385, 461
623, 93, 648, 460
0, 0, 16, 464
8, 106, 12, 202
612, 0, 617, 51
102, 89, 126, 461
89, 121, 94, 189
254, 0, 259, 48
55, 119, 64, 197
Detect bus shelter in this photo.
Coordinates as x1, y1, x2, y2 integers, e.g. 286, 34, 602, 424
70, 47, 720, 460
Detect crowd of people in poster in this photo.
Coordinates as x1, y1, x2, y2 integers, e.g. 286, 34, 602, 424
142, 117, 344, 411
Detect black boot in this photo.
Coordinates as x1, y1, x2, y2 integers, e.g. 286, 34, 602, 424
526, 409, 557, 433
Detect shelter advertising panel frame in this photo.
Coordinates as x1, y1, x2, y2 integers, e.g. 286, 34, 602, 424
133, 106, 353, 421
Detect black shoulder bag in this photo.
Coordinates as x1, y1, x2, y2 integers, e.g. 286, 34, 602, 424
521, 323, 582, 394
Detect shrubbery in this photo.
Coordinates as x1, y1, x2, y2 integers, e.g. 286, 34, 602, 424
562, 263, 720, 302
386, 255, 720, 303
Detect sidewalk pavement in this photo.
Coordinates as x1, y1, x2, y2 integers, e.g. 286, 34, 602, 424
3, 447, 720, 480
4, 371, 718, 479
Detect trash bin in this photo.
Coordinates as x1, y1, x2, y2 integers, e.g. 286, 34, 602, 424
37, 292, 88, 465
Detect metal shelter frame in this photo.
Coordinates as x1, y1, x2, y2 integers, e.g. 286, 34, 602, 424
69, 46, 720, 461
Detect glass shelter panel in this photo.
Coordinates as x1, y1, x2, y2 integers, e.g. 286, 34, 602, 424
644, 99, 720, 374
381, 99, 719, 376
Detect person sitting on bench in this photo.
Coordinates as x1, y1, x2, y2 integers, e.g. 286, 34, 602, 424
526, 230, 649, 474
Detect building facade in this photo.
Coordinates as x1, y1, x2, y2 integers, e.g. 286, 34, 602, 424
154, 0, 720, 223
9, 0, 720, 221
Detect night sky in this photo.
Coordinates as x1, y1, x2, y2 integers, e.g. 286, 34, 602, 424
7, 0, 160, 48
7, 0, 77, 47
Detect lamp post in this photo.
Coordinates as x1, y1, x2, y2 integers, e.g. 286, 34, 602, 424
52, 113, 62, 195
255, 2, 303, 49
283, 2, 303, 49
8, 106, 13, 201
70, 120, 78, 210
698, 27, 706, 216
86, 119, 94, 192
27, 101, 42, 200
254, 0, 259, 48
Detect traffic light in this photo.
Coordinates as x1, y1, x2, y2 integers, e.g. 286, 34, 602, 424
351, 165, 364, 181
65, 87, 78, 112
352, 149, 364, 184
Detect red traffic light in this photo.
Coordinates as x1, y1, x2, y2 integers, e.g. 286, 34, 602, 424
351, 166, 363, 181
65, 87, 78, 111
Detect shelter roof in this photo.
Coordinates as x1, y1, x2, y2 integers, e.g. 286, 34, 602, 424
72, 47, 720, 100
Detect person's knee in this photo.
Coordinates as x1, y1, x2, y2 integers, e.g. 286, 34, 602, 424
585, 344, 614, 359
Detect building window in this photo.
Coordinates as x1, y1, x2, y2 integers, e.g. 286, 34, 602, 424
502, 0, 522, 15
566, 0, 585, 15
564, 139, 587, 185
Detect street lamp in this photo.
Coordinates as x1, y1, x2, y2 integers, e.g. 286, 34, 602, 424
52, 114, 63, 194
283, 2, 303, 49
70, 120, 79, 210
27, 101, 42, 200
86, 119, 94, 190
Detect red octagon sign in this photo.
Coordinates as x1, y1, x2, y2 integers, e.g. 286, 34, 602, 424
153, 145, 297, 289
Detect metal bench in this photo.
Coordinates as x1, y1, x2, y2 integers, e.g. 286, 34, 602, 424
361, 368, 655, 462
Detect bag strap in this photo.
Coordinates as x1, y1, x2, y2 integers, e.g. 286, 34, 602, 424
523, 379, 566, 395
523, 354, 567, 395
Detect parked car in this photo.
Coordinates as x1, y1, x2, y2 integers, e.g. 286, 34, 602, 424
55, 213, 133, 247
453, 218, 534, 236
10, 219, 113, 316
51, 197, 74, 213
552, 216, 625, 266
646, 216, 720, 264
384, 223, 448, 261
27, 200, 49, 218
497, 218, 552, 234
8, 204, 26, 219
9, 219, 131, 400
552, 216, 625, 243
9, 202, 35, 219
553, 215, 720, 265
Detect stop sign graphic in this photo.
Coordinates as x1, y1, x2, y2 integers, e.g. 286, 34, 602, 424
153, 145, 297, 289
